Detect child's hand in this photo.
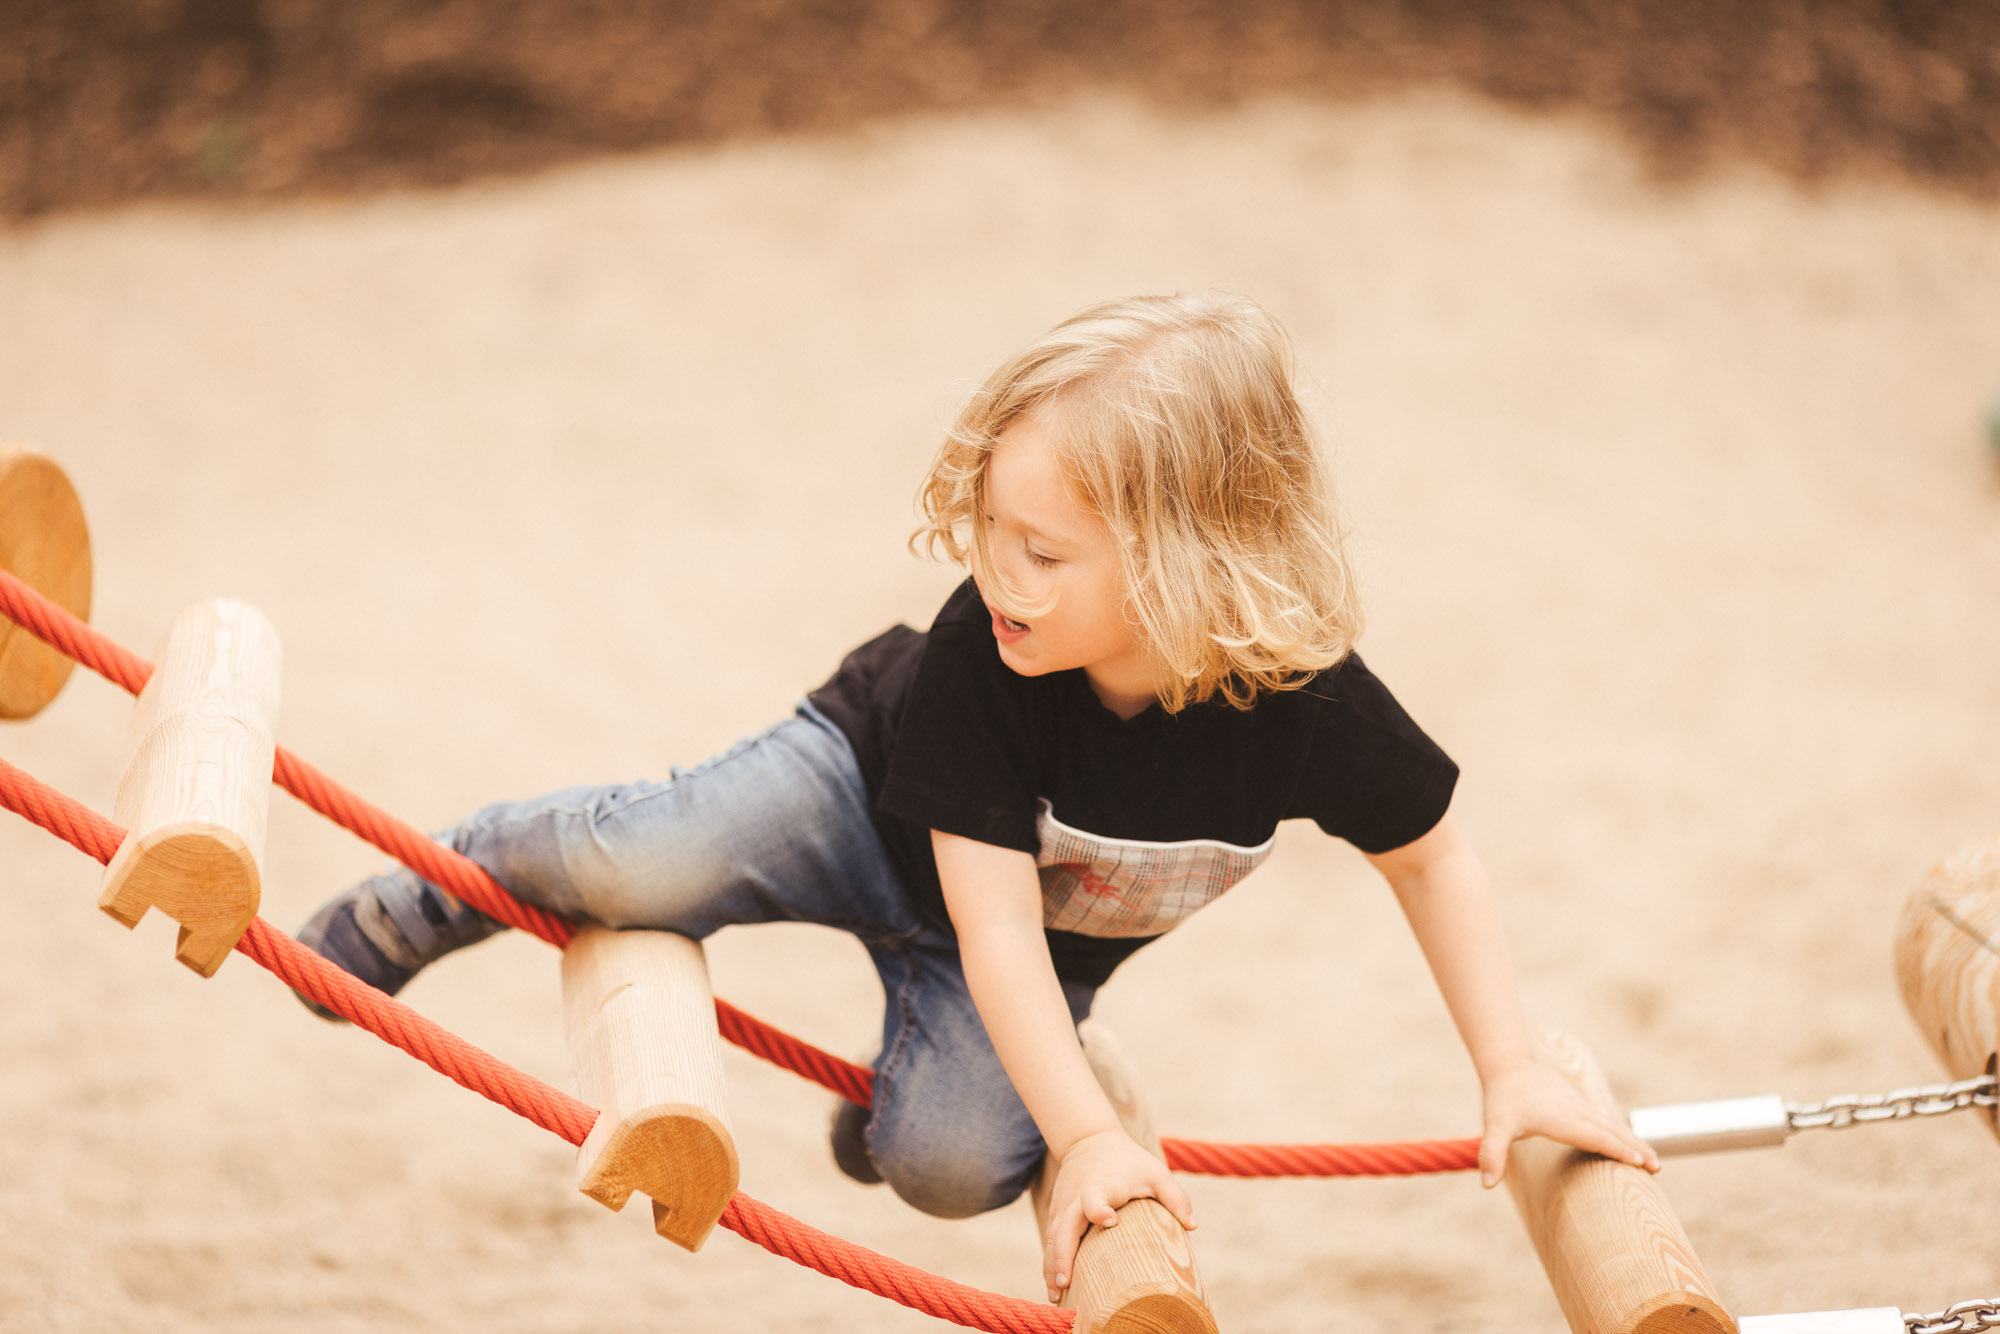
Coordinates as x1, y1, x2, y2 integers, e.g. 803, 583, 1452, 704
1477, 1059, 1661, 1188
1042, 1129, 1196, 1303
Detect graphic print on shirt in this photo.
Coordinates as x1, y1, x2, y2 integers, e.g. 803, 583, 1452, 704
1035, 799, 1275, 938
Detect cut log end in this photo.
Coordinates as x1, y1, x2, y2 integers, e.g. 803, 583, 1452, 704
0, 445, 93, 722
577, 1103, 739, 1252
1097, 1287, 1220, 1334
1628, 1293, 1738, 1334
561, 926, 737, 1253
98, 823, 261, 977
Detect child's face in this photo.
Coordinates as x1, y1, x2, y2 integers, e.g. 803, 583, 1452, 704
976, 413, 1157, 716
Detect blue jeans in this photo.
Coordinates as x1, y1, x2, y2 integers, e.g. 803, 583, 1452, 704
412, 701, 1093, 1219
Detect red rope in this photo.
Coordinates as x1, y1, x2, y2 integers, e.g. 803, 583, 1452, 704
0, 567, 1481, 1181
721, 1194, 1067, 1334
269, 746, 576, 947
1162, 1136, 1479, 1177
716, 996, 876, 1106
0, 569, 152, 695
0, 753, 1068, 1334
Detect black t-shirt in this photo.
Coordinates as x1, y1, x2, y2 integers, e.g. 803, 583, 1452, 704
808, 579, 1459, 986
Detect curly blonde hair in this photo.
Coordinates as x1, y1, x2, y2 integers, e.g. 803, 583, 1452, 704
914, 292, 1363, 712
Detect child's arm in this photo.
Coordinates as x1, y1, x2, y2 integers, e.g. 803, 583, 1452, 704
1364, 812, 1661, 1187
931, 830, 1197, 1303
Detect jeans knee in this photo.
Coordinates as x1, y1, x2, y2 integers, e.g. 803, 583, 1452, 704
868, 1111, 1041, 1220
876, 1148, 1031, 1220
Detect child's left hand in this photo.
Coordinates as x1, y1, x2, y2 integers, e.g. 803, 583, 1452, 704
1476, 1059, 1660, 1188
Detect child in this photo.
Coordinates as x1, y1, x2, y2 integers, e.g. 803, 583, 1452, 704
296, 292, 1657, 1303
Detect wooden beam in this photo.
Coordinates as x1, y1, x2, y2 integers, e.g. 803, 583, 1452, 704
561, 924, 738, 1252
1507, 1029, 1735, 1334
0, 446, 92, 721
1895, 834, 2000, 1141
99, 598, 282, 978
1032, 1021, 1217, 1334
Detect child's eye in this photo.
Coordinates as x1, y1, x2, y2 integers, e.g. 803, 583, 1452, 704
1027, 548, 1060, 569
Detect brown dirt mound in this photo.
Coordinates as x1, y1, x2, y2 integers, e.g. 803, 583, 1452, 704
5, 1, 1999, 218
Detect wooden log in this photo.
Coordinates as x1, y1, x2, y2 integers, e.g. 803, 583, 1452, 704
1894, 834, 2000, 1141
0, 445, 92, 721
99, 599, 282, 978
561, 924, 738, 1252
1031, 1021, 1217, 1334
1507, 1029, 1735, 1334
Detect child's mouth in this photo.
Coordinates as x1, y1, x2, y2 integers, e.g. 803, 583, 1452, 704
991, 609, 1031, 642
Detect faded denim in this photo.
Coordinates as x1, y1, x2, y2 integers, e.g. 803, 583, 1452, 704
375, 701, 1092, 1218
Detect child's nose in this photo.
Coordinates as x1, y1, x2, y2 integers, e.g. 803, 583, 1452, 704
992, 547, 1035, 590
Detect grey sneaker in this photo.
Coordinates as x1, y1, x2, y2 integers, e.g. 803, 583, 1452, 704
292, 869, 506, 1021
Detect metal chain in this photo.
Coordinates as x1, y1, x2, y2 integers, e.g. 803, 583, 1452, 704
1907, 1298, 2000, 1334
1786, 1074, 1997, 1132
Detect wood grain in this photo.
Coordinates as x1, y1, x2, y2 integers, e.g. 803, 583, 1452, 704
561, 925, 738, 1252
0, 445, 92, 720
1507, 1029, 1736, 1334
98, 599, 281, 977
1895, 834, 2000, 1142
1031, 1021, 1217, 1334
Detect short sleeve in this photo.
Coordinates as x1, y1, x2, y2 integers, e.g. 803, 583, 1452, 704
1290, 655, 1460, 855
876, 582, 1043, 853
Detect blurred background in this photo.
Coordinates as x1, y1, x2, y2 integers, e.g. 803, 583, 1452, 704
6, 0, 1999, 217
3, 6, 2000, 1334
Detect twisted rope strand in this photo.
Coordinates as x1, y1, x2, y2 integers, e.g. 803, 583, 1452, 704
715, 997, 876, 1106
0, 568, 152, 694
721, 1194, 1070, 1334
1161, 1136, 1479, 1177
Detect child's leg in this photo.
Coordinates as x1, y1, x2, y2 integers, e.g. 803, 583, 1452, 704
297, 703, 920, 1004
858, 931, 1096, 1219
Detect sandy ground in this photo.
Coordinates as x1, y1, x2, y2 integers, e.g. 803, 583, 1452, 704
2, 93, 1999, 1333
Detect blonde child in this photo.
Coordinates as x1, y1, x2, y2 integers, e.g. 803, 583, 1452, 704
296, 292, 1657, 1302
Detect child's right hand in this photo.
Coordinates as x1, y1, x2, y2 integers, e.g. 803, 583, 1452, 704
1041, 1128, 1197, 1303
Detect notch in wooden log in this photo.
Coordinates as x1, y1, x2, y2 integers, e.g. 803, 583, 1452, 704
1031, 1021, 1217, 1334
1894, 834, 2000, 1142
561, 925, 738, 1252
99, 598, 282, 978
0, 446, 93, 721
1507, 1028, 1736, 1334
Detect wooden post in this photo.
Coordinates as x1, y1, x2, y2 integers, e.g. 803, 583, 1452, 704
1031, 1021, 1217, 1334
1894, 834, 2000, 1141
99, 598, 282, 978
0, 446, 92, 721
561, 924, 738, 1252
1507, 1029, 1735, 1334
